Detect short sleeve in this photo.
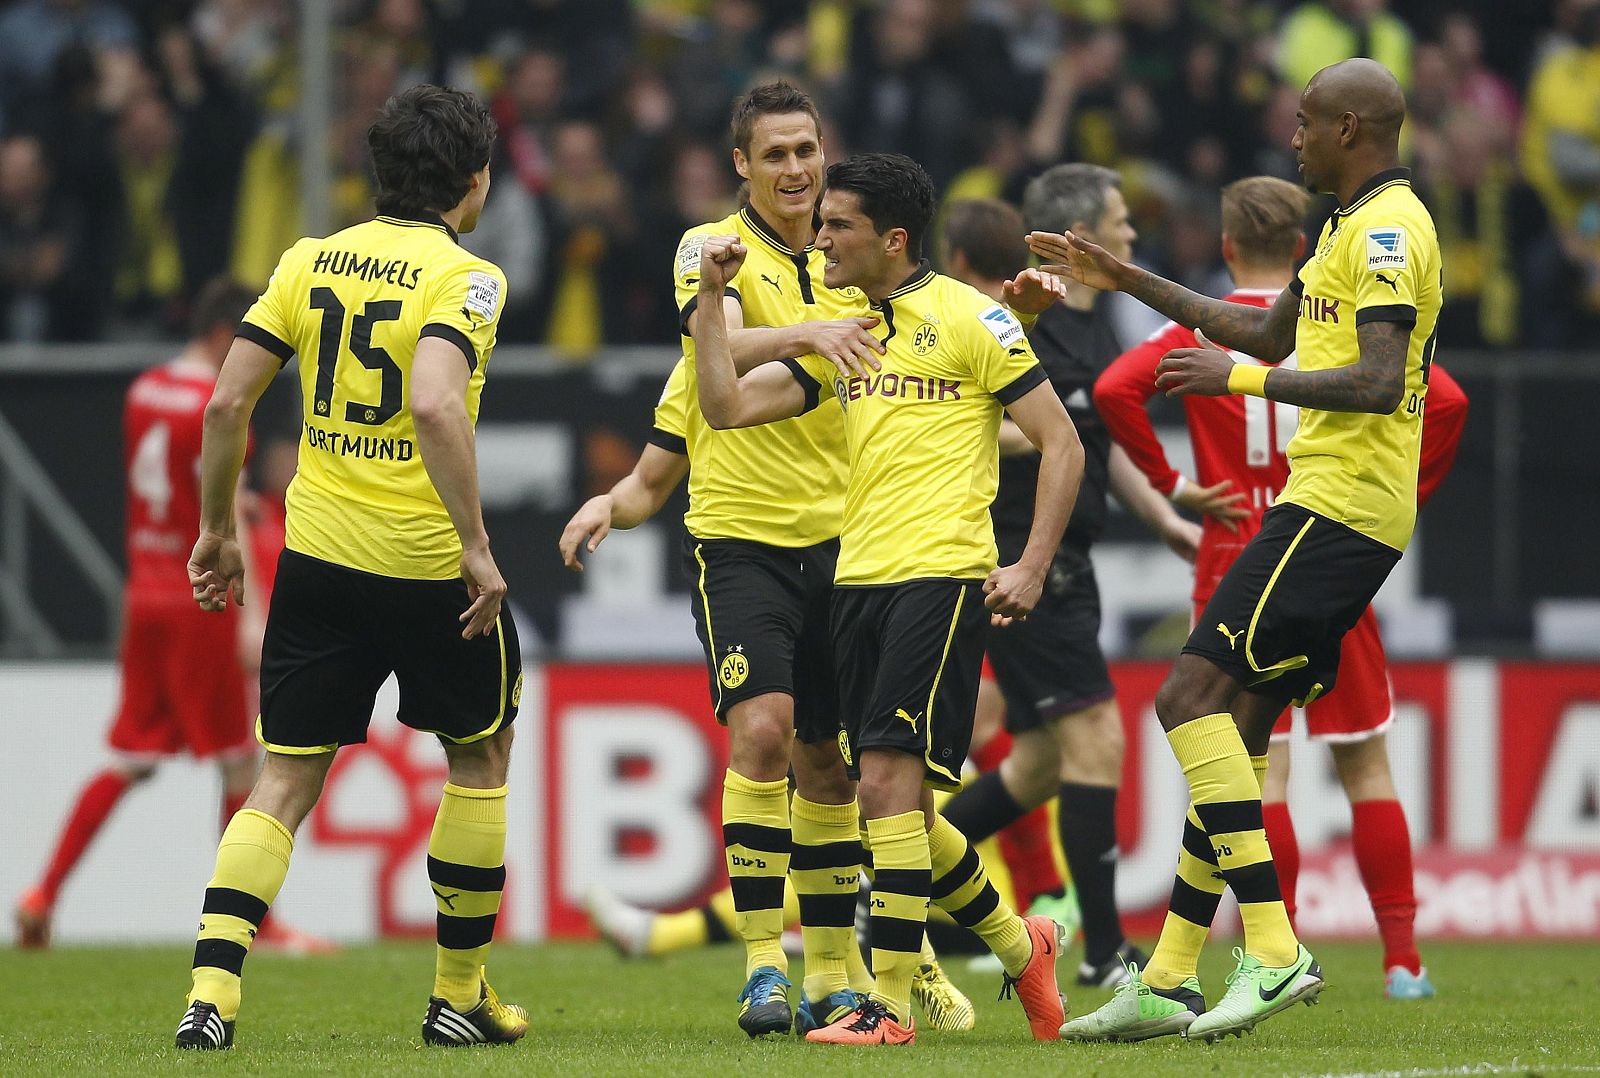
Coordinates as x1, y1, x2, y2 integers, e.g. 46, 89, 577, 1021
419, 260, 506, 372
649, 359, 690, 454
1349, 222, 1420, 327
779, 356, 835, 415
674, 227, 742, 336
969, 302, 1047, 403
237, 238, 309, 365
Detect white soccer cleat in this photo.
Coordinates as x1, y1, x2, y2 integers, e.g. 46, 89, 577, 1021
584, 886, 653, 958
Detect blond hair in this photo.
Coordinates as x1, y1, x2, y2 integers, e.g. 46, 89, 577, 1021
1221, 176, 1310, 265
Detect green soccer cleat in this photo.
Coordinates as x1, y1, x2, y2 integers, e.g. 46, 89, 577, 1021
1184, 946, 1323, 1042
911, 961, 976, 1031
1058, 963, 1204, 1042
736, 965, 793, 1037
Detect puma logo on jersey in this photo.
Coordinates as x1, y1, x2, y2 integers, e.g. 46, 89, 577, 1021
895, 708, 921, 731
1217, 623, 1244, 649
1374, 272, 1400, 294
760, 273, 782, 291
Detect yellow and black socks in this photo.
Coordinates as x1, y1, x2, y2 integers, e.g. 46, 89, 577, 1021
189, 809, 294, 1019
790, 795, 862, 1002
722, 770, 791, 976
428, 783, 508, 1010
927, 813, 1031, 975
864, 811, 930, 1022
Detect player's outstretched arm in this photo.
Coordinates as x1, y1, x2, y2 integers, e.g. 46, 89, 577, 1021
411, 335, 505, 639
559, 444, 689, 570
692, 235, 813, 429
1028, 230, 1298, 363
191, 338, 279, 613
1157, 325, 1408, 414
985, 383, 1083, 626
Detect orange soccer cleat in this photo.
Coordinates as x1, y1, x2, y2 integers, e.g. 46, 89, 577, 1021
1000, 914, 1068, 1041
804, 998, 916, 1046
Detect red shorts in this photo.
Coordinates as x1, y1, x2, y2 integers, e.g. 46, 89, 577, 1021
107, 595, 252, 759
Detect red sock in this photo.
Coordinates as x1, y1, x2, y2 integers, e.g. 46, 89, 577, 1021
1262, 800, 1300, 927
35, 770, 131, 907
1352, 798, 1422, 974
998, 805, 1064, 910
971, 728, 1013, 773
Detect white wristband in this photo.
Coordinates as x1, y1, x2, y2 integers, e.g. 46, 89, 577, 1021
1168, 475, 1189, 503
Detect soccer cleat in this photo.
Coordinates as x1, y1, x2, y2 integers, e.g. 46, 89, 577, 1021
1077, 940, 1149, 989
421, 972, 529, 1046
584, 886, 652, 959
14, 888, 51, 950
1059, 964, 1204, 1042
1184, 945, 1323, 1042
912, 960, 976, 1031
795, 990, 865, 1035
174, 1001, 235, 1050
998, 914, 1068, 1041
1026, 884, 1081, 944
736, 965, 793, 1037
1385, 966, 1436, 1000
804, 997, 916, 1045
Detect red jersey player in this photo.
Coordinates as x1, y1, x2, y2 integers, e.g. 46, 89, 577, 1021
15, 281, 322, 952
1094, 176, 1467, 1000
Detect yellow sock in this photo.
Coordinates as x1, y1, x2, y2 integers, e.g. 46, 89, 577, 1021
1169, 716, 1297, 966
189, 809, 294, 1019
721, 770, 791, 976
790, 795, 862, 1002
927, 813, 1030, 975
864, 811, 929, 1023
428, 782, 507, 1011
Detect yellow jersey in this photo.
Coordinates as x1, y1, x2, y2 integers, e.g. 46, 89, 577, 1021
1283, 168, 1441, 552
240, 213, 505, 579
650, 356, 691, 452
674, 207, 862, 547
790, 265, 1047, 586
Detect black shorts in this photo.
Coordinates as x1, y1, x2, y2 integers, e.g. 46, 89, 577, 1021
831, 579, 987, 792
683, 534, 841, 745
258, 550, 521, 752
1183, 503, 1400, 707
986, 545, 1114, 732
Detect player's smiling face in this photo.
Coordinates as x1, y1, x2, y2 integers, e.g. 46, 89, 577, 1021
733, 112, 824, 227
816, 189, 890, 292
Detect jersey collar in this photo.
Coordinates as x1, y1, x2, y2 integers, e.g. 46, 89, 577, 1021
1334, 167, 1411, 219
740, 206, 815, 255
374, 210, 459, 244
885, 260, 935, 301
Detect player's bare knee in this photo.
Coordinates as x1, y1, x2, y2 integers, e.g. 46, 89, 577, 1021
1000, 738, 1058, 807
792, 738, 853, 804
1155, 655, 1237, 732
856, 749, 923, 820
245, 749, 335, 832
115, 761, 158, 785
1331, 735, 1396, 800
727, 697, 794, 781
444, 725, 514, 789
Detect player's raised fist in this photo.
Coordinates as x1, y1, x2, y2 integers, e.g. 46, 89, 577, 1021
1026, 230, 1129, 292
697, 235, 747, 291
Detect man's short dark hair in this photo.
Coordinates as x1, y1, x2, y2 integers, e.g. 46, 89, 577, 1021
1023, 163, 1121, 236
729, 80, 820, 154
189, 278, 257, 340
824, 153, 936, 261
943, 198, 1028, 281
368, 84, 497, 218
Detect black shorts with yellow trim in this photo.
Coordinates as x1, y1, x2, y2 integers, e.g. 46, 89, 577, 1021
258, 550, 521, 752
682, 532, 841, 744
830, 579, 987, 792
1182, 503, 1400, 707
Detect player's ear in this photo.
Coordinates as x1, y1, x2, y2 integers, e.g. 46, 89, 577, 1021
1220, 233, 1236, 265
884, 227, 907, 258
732, 147, 750, 181
1293, 232, 1307, 260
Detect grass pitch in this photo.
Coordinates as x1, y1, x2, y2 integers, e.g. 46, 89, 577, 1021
4, 939, 1597, 1076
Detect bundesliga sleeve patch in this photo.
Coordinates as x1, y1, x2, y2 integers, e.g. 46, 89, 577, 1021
1365, 227, 1408, 271
676, 234, 705, 284
977, 304, 1025, 348
464, 270, 502, 322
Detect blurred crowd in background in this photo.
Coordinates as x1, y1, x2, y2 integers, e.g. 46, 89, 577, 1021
1, 0, 1598, 354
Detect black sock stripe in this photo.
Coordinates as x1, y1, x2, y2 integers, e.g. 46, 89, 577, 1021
873, 868, 932, 898
790, 840, 864, 871
1193, 799, 1263, 837
202, 887, 269, 926
722, 823, 792, 855
729, 874, 788, 911
869, 914, 927, 954
426, 856, 506, 894
1169, 877, 1224, 925
929, 846, 982, 901
1181, 820, 1219, 865
797, 893, 858, 928
436, 912, 499, 950
193, 938, 248, 976
1222, 860, 1283, 905
943, 882, 1000, 928
702, 906, 732, 943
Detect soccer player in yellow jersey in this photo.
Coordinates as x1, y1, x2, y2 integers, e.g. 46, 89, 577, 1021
691, 153, 1084, 1047
1035, 58, 1442, 1041
175, 86, 527, 1050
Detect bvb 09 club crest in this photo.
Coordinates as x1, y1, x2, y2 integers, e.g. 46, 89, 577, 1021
913, 322, 938, 354
719, 650, 749, 688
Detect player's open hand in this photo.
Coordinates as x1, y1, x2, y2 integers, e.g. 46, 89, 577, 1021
983, 562, 1044, 627
559, 495, 614, 571
697, 234, 747, 292
1173, 477, 1251, 534
1001, 267, 1067, 315
1156, 329, 1234, 397
189, 529, 245, 612
459, 543, 508, 639
810, 316, 884, 379
1026, 230, 1129, 292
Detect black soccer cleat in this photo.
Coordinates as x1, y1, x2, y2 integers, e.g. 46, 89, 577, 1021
421, 975, 529, 1047
174, 1001, 235, 1050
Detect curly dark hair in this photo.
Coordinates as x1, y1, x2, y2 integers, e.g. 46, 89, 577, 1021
367, 84, 497, 217
823, 153, 936, 260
